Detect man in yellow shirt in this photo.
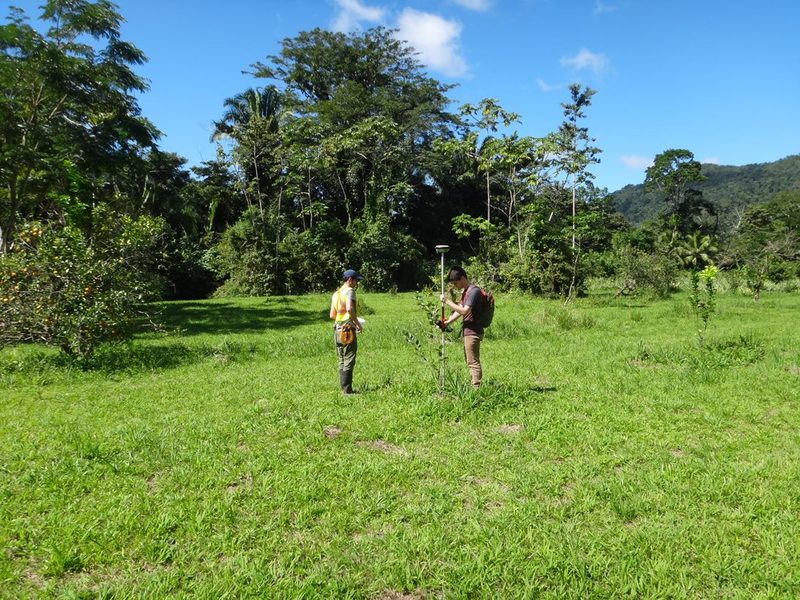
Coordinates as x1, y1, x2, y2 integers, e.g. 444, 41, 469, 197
329, 269, 364, 394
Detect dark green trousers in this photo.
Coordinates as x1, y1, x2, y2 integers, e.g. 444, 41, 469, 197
335, 327, 357, 393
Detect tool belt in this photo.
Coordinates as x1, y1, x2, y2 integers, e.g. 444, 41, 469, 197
335, 322, 356, 345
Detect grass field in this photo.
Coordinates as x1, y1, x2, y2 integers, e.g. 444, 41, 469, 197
1, 288, 799, 598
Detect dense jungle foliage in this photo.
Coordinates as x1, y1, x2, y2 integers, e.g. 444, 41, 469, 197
1, 1, 798, 358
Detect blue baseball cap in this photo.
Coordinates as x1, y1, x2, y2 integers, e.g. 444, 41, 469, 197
342, 269, 364, 281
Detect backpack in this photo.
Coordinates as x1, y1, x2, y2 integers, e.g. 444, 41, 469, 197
469, 286, 495, 328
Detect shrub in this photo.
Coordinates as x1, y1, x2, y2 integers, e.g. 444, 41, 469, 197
532, 247, 581, 297
207, 207, 279, 296
611, 248, 680, 298
159, 233, 218, 300
278, 221, 351, 294
0, 209, 166, 361
346, 217, 426, 292
498, 251, 538, 293
493, 248, 579, 297
209, 212, 426, 295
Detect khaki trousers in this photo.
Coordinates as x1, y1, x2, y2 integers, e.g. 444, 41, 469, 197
463, 334, 483, 387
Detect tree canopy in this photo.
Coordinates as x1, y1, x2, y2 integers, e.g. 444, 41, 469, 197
1, 2, 797, 315
0, 0, 158, 251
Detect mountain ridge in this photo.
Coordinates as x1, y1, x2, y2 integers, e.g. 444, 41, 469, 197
611, 154, 800, 228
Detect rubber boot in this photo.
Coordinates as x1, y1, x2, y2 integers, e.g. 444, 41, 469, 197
342, 370, 355, 395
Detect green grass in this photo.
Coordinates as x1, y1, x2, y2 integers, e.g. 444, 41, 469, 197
1, 290, 799, 598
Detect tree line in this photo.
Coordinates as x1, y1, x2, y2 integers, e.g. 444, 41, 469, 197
1, 1, 797, 359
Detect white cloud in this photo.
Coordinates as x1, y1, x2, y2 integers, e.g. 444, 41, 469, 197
536, 78, 560, 92
395, 9, 468, 77
701, 157, 721, 165
621, 155, 654, 170
450, 0, 492, 10
593, 1, 619, 15
332, 0, 386, 32
560, 48, 609, 74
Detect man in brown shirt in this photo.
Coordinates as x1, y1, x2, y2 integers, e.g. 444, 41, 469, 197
440, 265, 485, 388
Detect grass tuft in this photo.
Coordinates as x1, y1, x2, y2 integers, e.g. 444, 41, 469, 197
542, 305, 596, 330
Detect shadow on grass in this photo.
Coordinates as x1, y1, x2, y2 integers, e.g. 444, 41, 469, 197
0, 339, 260, 377
152, 297, 327, 337
471, 379, 557, 408
526, 385, 558, 393
93, 339, 260, 372
358, 375, 396, 393
2, 299, 331, 378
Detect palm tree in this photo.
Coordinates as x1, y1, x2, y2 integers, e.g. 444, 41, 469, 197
211, 87, 282, 216
211, 86, 281, 141
676, 232, 717, 269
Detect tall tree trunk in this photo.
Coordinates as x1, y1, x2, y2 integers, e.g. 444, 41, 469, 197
252, 146, 264, 218
566, 245, 581, 304
571, 177, 576, 249
1, 180, 19, 255
508, 167, 516, 227
140, 174, 152, 212
336, 172, 352, 226
275, 186, 282, 259
307, 166, 313, 230
485, 171, 491, 221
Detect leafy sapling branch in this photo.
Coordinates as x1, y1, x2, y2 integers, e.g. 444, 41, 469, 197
689, 265, 719, 346
403, 292, 457, 394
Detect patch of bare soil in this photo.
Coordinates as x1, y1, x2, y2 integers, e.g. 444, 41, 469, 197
461, 475, 511, 511
553, 481, 576, 506
375, 590, 427, 600
61, 567, 125, 594
353, 522, 394, 542
324, 426, 343, 438
498, 423, 523, 434
24, 567, 46, 590
226, 472, 253, 493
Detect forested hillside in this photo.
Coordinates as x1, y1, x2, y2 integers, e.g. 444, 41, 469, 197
612, 154, 800, 228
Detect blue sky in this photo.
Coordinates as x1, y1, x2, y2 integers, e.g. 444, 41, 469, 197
5, 0, 799, 192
